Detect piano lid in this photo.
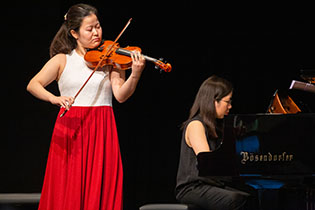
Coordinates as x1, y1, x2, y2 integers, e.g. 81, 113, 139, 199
197, 113, 315, 177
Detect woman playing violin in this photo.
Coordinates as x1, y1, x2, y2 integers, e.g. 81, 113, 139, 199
27, 4, 145, 210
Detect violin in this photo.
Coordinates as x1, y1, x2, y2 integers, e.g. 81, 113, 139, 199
60, 18, 171, 117
85, 40, 172, 72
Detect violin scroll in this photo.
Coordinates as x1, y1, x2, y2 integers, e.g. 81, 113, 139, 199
155, 58, 172, 73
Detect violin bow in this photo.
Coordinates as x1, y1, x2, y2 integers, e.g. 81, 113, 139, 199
60, 18, 133, 117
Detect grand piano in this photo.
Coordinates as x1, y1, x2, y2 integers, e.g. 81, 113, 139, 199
198, 71, 315, 209
197, 113, 315, 210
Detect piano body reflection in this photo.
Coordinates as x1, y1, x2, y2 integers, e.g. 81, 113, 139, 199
197, 113, 315, 209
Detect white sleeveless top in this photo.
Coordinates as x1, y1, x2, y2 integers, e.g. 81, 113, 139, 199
58, 50, 112, 107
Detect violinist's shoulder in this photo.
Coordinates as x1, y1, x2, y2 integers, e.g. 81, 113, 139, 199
50, 53, 67, 67
52, 53, 66, 61
47, 54, 67, 80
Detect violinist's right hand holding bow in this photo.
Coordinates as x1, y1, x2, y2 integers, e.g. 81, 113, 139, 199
49, 96, 74, 110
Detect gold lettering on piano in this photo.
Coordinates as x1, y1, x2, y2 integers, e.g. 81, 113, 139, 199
240, 152, 293, 164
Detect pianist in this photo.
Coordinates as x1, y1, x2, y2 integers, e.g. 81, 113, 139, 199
175, 75, 251, 210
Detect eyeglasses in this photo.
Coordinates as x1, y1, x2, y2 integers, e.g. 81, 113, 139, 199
220, 99, 232, 105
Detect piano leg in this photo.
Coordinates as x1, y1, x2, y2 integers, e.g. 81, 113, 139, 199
245, 179, 284, 210
279, 181, 315, 210
304, 187, 315, 210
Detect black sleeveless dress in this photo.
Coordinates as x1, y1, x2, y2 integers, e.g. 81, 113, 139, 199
175, 115, 225, 200
175, 116, 250, 210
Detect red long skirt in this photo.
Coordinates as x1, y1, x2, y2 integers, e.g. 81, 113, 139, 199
38, 106, 123, 210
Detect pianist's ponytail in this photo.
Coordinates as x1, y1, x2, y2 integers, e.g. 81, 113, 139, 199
184, 75, 233, 138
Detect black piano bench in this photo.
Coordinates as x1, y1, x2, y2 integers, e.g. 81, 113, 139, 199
139, 204, 205, 210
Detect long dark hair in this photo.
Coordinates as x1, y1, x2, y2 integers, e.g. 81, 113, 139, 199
49, 4, 98, 57
183, 75, 233, 138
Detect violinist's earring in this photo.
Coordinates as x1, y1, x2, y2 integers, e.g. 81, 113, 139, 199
64, 13, 68, 21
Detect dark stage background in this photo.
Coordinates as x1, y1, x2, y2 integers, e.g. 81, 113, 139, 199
2, 1, 315, 210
